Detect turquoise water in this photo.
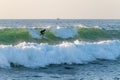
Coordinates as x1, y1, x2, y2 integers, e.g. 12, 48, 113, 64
0, 27, 120, 45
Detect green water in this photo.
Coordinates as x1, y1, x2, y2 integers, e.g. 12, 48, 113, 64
0, 28, 120, 45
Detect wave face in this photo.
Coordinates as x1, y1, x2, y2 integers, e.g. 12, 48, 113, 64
51, 26, 78, 38
0, 40, 120, 68
0, 26, 120, 44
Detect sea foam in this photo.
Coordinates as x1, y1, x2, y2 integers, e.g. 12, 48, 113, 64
0, 40, 120, 68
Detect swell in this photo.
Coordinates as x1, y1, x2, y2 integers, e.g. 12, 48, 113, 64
0, 27, 120, 44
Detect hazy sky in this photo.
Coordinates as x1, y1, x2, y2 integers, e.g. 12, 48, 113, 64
0, 0, 120, 19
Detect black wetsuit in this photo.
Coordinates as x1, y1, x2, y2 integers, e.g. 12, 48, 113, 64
40, 29, 46, 36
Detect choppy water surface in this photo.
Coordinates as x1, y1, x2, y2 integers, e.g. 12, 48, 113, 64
0, 19, 120, 29
1, 59, 120, 80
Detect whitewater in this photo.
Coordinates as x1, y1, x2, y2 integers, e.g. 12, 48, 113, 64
0, 40, 119, 68
0, 22, 120, 68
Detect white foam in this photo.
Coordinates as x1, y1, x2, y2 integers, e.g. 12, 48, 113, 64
0, 40, 120, 68
51, 26, 78, 38
77, 25, 102, 29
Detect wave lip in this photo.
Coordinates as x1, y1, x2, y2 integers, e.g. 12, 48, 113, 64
0, 40, 120, 68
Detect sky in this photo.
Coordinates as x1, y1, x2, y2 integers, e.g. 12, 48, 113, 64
0, 0, 120, 19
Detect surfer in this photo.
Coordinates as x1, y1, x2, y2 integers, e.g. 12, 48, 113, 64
40, 29, 46, 38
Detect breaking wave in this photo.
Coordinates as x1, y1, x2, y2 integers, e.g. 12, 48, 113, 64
0, 40, 120, 68
0, 25, 120, 68
0, 26, 120, 44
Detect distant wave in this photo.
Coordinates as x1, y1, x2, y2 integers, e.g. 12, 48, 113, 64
0, 40, 120, 68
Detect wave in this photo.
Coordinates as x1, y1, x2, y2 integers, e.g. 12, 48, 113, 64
0, 26, 120, 44
0, 40, 120, 68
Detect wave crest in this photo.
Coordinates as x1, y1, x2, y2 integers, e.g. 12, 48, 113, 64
0, 40, 119, 68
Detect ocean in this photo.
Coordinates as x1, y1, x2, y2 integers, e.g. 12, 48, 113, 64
0, 19, 120, 80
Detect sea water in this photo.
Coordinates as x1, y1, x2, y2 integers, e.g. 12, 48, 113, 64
0, 19, 120, 80
0, 19, 120, 29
